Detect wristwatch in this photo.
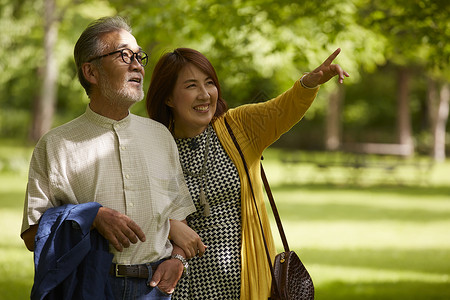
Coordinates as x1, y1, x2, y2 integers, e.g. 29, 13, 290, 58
171, 254, 189, 277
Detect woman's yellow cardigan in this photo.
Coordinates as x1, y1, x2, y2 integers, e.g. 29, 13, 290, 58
212, 80, 319, 299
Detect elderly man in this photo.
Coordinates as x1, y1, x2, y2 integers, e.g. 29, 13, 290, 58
21, 16, 204, 299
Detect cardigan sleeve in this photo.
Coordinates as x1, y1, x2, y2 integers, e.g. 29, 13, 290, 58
212, 80, 320, 299
225, 79, 319, 158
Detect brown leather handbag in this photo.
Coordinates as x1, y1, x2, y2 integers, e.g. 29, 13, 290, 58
225, 118, 314, 300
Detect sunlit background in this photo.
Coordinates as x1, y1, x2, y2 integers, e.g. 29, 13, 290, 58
1, 0, 449, 299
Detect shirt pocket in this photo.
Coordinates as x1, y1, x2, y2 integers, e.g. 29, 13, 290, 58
148, 175, 181, 222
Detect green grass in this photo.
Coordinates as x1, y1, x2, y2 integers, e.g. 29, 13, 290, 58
1, 144, 449, 299
263, 150, 450, 300
0, 172, 34, 299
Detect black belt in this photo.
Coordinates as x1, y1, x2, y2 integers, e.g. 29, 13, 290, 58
110, 263, 158, 278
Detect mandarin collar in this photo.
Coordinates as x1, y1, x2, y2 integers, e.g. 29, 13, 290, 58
85, 105, 131, 129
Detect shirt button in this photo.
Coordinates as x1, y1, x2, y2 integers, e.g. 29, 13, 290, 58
129, 202, 134, 207
125, 174, 130, 179
121, 146, 127, 150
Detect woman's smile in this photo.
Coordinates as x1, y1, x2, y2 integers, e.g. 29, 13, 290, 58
168, 63, 218, 138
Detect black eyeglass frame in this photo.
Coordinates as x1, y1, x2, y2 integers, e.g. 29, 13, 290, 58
88, 48, 149, 67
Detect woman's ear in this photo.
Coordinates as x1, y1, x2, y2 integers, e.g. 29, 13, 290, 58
165, 97, 174, 108
82, 62, 99, 85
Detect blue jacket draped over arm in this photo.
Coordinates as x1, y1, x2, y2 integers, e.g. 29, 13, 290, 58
31, 202, 113, 300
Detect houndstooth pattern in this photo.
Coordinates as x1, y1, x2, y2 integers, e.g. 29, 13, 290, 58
173, 125, 241, 300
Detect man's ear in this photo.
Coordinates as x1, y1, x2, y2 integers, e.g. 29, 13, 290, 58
82, 62, 99, 85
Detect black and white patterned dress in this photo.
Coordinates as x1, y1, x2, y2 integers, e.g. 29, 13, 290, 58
173, 125, 242, 300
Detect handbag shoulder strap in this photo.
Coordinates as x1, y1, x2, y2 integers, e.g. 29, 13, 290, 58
260, 163, 290, 252
224, 118, 290, 253
224, 119, 275, 272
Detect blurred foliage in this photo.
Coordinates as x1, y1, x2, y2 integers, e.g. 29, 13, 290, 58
358, 0, 450, 78
0, 0, 116, 137
0, 0, 449, 148
121, 0, 386, 110
343, 63, 428, 143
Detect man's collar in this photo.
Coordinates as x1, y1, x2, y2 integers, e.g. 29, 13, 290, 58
85, 105, 131, 129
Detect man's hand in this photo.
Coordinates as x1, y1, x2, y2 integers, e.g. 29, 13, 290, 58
93, 206, 146, 252
148, 258, 184, 294
302, 48, 350, 88
169, 219, 206, 258
21, 224, 38, 251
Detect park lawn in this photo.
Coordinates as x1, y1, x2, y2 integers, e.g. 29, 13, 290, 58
262, 149, 450, 299
1, 145, 449, 299
266, 183, 450, 299
0, 172, 34, 299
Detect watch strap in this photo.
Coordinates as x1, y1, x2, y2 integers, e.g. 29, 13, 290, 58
171, 254, 189, 277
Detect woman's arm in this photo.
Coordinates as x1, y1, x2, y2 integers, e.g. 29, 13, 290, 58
301, 48, 349, 87
224, 48, 349, 155
169, 219, 206, 259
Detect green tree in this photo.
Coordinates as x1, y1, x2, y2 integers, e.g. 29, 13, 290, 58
357, 0, 450, 158
2, 0, 448, 158
118, 0, 385, 133
0, 0, 116, 141
0, 0, 43, 138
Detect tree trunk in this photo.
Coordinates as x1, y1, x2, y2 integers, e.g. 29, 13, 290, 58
29, 0, 58, 142
434, 83, 449, 161
427, 79, 449, 161
396, 67, 414, 156
427, 78, 438, 156
325, 84, 344, 151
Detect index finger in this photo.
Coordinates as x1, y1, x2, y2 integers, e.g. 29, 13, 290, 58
323, 48, 341, 66
108, 235, 124, 252
127, 219, 146, 242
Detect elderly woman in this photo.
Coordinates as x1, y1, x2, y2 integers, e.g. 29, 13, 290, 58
146, 47, 348, 299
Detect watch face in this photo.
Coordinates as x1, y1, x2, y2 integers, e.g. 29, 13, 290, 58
182, 260, 189, 276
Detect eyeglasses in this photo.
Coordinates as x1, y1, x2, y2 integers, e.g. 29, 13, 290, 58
88, 48, 148, 67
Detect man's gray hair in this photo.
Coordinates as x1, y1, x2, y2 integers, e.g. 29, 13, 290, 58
74, 16, 132, 96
